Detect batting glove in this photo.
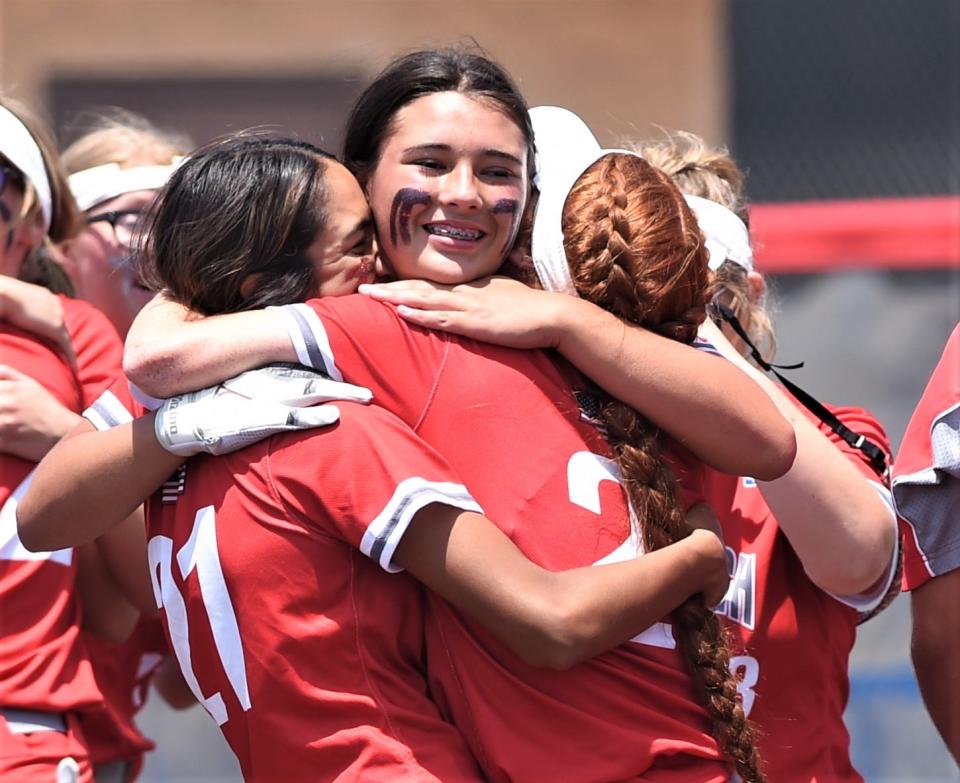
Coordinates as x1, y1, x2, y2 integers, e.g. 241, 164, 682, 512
154, 364, 372, 456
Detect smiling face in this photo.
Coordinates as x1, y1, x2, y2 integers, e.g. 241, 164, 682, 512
365, 91, 529, 284
307, 161, 376, 297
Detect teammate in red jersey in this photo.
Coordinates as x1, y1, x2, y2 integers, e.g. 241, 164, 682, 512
0, 97, 181, 783
0, 324, 107, 782
61, 112, 190, 783
364, 122, 899, 780
893, 323, 960, 761
23, 127, 739, 781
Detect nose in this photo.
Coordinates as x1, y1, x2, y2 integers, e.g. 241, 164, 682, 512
439, 162, 482, 209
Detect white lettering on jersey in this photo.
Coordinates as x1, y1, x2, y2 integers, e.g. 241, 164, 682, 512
0, 470, 72, 566
568, 451, 676, 650
714, 547, 757, 631
149, 506, 250, 725
729, 654, 760, 717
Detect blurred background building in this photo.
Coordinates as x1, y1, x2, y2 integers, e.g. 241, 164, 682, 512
2, 0, 957, 779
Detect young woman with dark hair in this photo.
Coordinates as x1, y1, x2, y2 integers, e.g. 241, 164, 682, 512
22, 130, 737, 780
23, 50, 796, 780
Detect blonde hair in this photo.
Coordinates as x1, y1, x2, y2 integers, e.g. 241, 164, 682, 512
61, 109, 189, 174
637, 131, 778, 363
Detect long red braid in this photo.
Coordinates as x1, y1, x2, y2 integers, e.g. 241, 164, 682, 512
561, 153, 765, 783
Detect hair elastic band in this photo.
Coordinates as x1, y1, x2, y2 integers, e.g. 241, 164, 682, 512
683, 195, 754, 272
69, 160, 182, 212
0, 105, 53, 232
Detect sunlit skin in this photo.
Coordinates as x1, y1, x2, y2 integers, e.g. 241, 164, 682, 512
365, 91, 529, 285
305, 161, 376, 297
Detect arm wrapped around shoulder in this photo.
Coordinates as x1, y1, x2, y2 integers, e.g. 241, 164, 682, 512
154, 363, 372, 456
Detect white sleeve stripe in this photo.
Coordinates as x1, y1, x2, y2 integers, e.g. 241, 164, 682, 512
82, 390, 134, 431
129, 382, 164, 411
269, 304, 313, 369
361, 479, 483, 573
831, 479, 901, 612
272, 304, 343, 381
692, 338, 723, 357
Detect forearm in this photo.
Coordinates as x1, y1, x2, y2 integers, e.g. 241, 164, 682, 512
396, 505, 718, 671
96, 508, 157, 613
153, 656, 197, 710
758, 412, 896, 595
537, 532, 718, 668
696, 319, 896, 595
77, 540, 140, 643
911, 571, 960, 762
553, 299, 795, 480
124, 299, 295, 398
18, 416, 182, 551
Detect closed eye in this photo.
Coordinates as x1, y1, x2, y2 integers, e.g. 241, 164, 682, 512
412, 158, 447, 174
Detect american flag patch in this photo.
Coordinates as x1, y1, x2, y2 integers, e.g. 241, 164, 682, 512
161, 464, 188, 504
574, 390, 606, 431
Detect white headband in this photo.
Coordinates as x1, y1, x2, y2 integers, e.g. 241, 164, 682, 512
0, 105, 53, 232
69, 160, 181, 212
683, 194, 754, 272
530, 106, 647, 296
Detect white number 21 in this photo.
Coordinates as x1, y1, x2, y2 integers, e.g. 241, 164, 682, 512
148, 506, 250, 725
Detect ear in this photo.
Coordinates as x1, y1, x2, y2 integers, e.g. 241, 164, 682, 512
22, 211, 46, 249
56, 239, 80, 277
239, 273, 261, 300
747, 271, 765, 303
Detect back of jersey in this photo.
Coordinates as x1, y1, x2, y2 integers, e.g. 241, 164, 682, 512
143, 400, 484, 782
291, 296, 727, 782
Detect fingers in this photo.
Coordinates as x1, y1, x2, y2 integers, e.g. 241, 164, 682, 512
395, 306, 461, 335
359, 279, 456, 304
223, 369, 373, 406
56, 330, 78, 370
0, 364, 30, 382
291, 404, 341, 427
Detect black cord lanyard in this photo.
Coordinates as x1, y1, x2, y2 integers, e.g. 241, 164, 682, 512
708, 301, 888, 477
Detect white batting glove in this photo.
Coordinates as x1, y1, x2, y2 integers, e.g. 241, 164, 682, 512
220, 363, 372, 407
154, 364, 372, 457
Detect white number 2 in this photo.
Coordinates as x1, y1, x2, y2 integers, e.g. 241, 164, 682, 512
148, 506, 251, 725
568, 451, 676, 650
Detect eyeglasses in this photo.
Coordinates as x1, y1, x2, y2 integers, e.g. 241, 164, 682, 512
86, 209, 146, 248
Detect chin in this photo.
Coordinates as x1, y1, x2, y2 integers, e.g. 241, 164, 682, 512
420, 253, 503, 285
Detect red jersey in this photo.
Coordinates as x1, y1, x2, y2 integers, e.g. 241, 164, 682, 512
705, 403, 895, 782
893, 323, 960, 590
61, 295, 123, 407
79, 616, 168, 770
0, 326, 101, 714
86, 381, 486, 782
278, 297, 727, 783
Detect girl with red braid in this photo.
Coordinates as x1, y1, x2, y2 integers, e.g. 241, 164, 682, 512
368, 120, 898, 781
23, 51, 797, 780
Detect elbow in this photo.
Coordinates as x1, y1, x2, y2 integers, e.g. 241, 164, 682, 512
750, 423, 797, 482
122, 344, 174, 399
809, 511, 898, 597
510, 599, 598, 672
16, 501, 57, 554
